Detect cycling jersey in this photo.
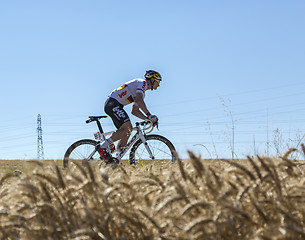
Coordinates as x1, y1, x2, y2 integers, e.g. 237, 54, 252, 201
108, 79, 147, 106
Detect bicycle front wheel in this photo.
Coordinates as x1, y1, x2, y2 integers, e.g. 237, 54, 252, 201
129, 134, 176, 165
63, 139, 99, 168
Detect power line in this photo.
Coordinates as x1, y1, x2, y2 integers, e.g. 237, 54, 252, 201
161, 90, 305, 118
151, 81, 305, 108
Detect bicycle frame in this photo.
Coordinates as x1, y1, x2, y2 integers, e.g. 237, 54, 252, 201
64, 116, 176, 168
92, 118, 154, 162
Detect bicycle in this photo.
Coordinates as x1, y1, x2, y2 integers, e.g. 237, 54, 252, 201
63, 116, 177, 168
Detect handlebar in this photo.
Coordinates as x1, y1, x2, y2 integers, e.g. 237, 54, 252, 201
135, 119, 155, 134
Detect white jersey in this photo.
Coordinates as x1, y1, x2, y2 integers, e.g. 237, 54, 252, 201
109, 79, 147, 106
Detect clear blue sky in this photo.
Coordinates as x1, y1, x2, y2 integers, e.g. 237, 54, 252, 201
1, 0, 305, 160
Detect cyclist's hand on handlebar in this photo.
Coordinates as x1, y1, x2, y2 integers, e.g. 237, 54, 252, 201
148, 115, 159, 126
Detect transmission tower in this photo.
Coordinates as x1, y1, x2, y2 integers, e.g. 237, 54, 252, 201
37, 114, 44, 159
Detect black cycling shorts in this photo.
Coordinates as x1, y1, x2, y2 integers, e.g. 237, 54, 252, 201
104, 97, 130, 129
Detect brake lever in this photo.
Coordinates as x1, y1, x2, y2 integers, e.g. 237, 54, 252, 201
153, 122, 159, 130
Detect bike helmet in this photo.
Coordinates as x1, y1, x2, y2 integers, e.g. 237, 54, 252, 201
144, 70, 162, 90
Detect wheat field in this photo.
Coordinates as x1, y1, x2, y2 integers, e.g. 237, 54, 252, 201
0, 148, 305, 240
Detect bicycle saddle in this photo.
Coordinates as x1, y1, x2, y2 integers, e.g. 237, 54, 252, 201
86, 115, 108, 123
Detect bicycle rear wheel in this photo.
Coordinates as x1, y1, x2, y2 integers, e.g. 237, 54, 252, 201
63, 139, 99, 168
129, 134, 176, 165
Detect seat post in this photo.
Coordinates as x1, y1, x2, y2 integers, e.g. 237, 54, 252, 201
96, 120, 104, 134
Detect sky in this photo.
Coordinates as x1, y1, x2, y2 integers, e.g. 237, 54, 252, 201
0, 0, 305, 160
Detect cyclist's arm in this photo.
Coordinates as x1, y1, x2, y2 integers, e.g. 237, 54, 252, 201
131, 104, 147, 120
133, 92, 150, 119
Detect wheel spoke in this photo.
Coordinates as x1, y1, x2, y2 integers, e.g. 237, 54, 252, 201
64, 139, 99, 167
132, 136, 175, 162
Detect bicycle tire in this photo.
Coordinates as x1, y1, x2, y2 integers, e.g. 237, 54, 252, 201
63, 139, 99, 168
129, 134, 176, 165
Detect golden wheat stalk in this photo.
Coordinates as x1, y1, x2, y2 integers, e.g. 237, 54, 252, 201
188, 151, 205, 176
249, 195, 269, 223
236, 185, 251, 206
179, 200, 212, 217
285, 224, 305, 238
281, 148, 297, 160
301, 143, 305, 156
184, 217, 214, 233
220, 159, 256, 181
55, 165, 66, 189
0, 172, 21, 186
247, 156, 262, 180
1, 150, 304, 239
176, 157, 187, 181
221, 203, 256, 225
257, 156, 284, 195
154, 195, 185, 215
209, 166, 222, 189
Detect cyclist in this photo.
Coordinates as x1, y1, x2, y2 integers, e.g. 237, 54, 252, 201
96, 70, 161, 163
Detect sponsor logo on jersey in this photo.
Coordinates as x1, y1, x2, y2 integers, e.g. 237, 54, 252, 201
142, 81, 146, 90
118, 91, 127, 98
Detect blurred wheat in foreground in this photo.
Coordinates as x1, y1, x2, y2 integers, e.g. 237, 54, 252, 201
0, 149, 305, 240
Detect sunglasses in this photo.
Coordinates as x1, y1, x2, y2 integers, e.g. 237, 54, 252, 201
155, 79, 161, 85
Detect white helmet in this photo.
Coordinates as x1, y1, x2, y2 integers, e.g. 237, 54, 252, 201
144, 70, 162, 90
144, 70, 162, 81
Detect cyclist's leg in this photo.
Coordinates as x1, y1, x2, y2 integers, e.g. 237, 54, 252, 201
95, 98, 124, 162
111, 121, 132, 149
102, 98, 131, 153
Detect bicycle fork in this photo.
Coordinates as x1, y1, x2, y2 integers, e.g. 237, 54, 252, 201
138, 132, 155, 160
